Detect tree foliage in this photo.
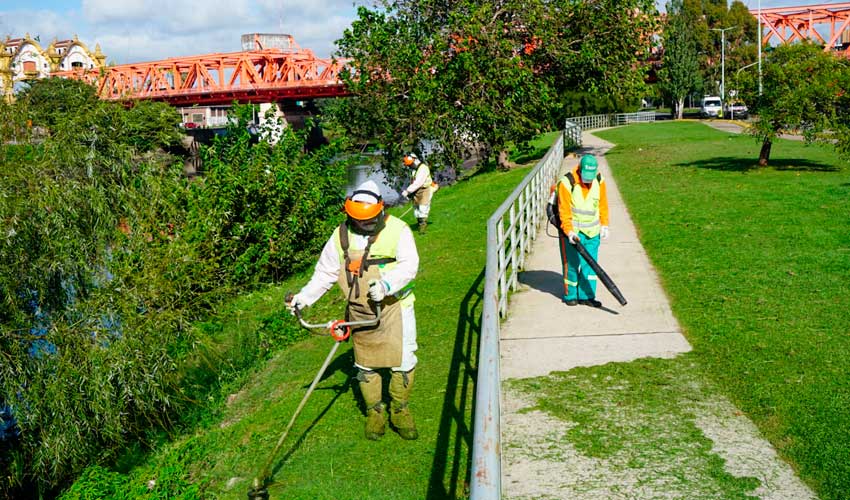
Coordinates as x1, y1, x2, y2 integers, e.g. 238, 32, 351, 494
185, 105, 349, 286
329, 0, 658, 170
0, 81, 350, 495
677, 0, 757, 98
739, 43, 850, 166
658, 0, 702, 118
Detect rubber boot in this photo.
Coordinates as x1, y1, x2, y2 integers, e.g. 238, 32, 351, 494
389, 369, 419, 440
358, 370, 385, 440
417, 218, 428, 234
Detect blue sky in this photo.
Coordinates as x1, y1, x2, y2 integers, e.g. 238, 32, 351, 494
0, 0, 832, 64
1, 0, 362, 63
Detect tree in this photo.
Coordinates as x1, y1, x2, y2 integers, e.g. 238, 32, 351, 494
740, 42, 850, 166
0, 88, 350, 495
330, 0, 658, 171
680, 0, 756, 97
658, 0, 702, 119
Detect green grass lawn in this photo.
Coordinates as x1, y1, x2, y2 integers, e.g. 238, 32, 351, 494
61, 158, 533, 500
592, 122, 850, 499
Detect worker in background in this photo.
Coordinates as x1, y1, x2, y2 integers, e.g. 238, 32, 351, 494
557, 154, 609, 307
288, 180, 420, 441
400, 153, 433, 234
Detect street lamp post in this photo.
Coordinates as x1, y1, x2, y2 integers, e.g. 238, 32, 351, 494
711, 26, 738, 108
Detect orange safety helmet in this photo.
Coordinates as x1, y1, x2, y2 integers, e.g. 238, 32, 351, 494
344, 181, 384, 220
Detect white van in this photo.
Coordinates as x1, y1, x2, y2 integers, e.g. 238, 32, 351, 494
700, 96, 723, 118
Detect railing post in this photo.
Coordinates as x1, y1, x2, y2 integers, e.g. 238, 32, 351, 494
497, 219, 507, 317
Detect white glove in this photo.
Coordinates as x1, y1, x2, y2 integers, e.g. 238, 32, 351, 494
401, 190, 409, 200
600, 226, 609, 240
287, 293, 308, 316
368, 279, 388, 302
567, 231, 578, 244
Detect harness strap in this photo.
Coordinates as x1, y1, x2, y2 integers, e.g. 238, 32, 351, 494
339, 220, 379, 300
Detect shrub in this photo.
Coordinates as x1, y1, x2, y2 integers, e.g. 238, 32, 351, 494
0, 90, 351, 496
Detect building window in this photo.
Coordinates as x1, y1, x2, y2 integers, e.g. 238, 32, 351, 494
72, 61, 83, 69
23, 61, 36, 72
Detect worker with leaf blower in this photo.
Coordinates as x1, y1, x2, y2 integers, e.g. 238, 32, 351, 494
288, 180, 420, 441
400, 153, 436, 234
555, 154, 610, 307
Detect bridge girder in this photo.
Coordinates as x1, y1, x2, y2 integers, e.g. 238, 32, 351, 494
750, 2, 850, 58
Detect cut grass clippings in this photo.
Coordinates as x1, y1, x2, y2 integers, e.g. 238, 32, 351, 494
589, 122, 849, 500
507, 356, 767, 499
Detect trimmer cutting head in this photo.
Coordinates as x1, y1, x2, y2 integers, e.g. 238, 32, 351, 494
247, 486, 269, 499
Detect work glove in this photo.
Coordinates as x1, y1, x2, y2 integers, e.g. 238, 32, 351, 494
400, 190, 409, 201
287, 293, 308, 316
368, 279, 388, 303
567, 231, 578, 244
600, 226, 609, 240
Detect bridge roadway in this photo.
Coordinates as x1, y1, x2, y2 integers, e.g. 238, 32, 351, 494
496, 130, 815, 499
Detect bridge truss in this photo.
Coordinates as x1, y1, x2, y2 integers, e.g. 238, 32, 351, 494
751, 2, 850, 57
53, 49, 349, 105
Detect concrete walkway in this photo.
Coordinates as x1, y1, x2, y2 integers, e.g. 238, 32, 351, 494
500, 133, 691, 380
498, 131, 816, 499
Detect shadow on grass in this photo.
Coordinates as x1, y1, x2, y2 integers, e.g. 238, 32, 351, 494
270, 349, 357, 477
511, 146, 549, 166
675, 156, 838, 172
427, 269, 483, 500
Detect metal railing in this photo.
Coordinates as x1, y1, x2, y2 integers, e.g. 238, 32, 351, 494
564, 111, 655, 131
470, 133, 563, 499
564, 120, 582, 149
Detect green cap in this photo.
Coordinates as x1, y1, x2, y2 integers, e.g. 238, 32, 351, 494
579, 155, 598, 183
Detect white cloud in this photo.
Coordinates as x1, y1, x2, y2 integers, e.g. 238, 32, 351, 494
0, 9, 81, 44
93, 0, 353, 61
82, 0, 257, 34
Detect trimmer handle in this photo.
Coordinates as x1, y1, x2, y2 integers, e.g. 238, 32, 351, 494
286, 291, 381, 340
285, 291, 305, 321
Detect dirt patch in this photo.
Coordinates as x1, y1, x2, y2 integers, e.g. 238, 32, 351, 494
502, 358, 816, 499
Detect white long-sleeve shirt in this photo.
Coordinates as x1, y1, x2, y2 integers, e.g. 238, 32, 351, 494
404, 161, 430, 194
297, 224, 419, 306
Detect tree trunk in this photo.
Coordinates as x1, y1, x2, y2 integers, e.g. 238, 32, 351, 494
497, 149, 513, 170
758, 138, 772, 166
676, 98, 685, 120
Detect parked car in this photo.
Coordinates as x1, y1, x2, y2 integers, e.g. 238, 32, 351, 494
700, 96, 723, 118
724, 101, 748, 119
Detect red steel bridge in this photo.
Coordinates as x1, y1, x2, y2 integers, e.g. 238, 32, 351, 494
52, 36, 349, 106
751, 2, 850, 57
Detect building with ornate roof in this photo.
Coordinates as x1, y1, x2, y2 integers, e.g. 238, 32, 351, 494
0, 34, 106, 101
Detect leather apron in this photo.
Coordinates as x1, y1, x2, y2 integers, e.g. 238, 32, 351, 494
413, 184, 432, 206
412, 163, 433, 206
337, 239, 404, 369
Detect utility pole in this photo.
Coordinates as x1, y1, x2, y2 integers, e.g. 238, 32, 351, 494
711, 26, 738, 104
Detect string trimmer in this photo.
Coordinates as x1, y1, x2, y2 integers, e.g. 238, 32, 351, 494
247, 294, 381, 500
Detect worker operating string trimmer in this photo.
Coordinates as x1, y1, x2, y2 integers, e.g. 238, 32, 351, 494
288, 180, 422, 443
546, 154, 627, 307
249, 180, 423, 499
